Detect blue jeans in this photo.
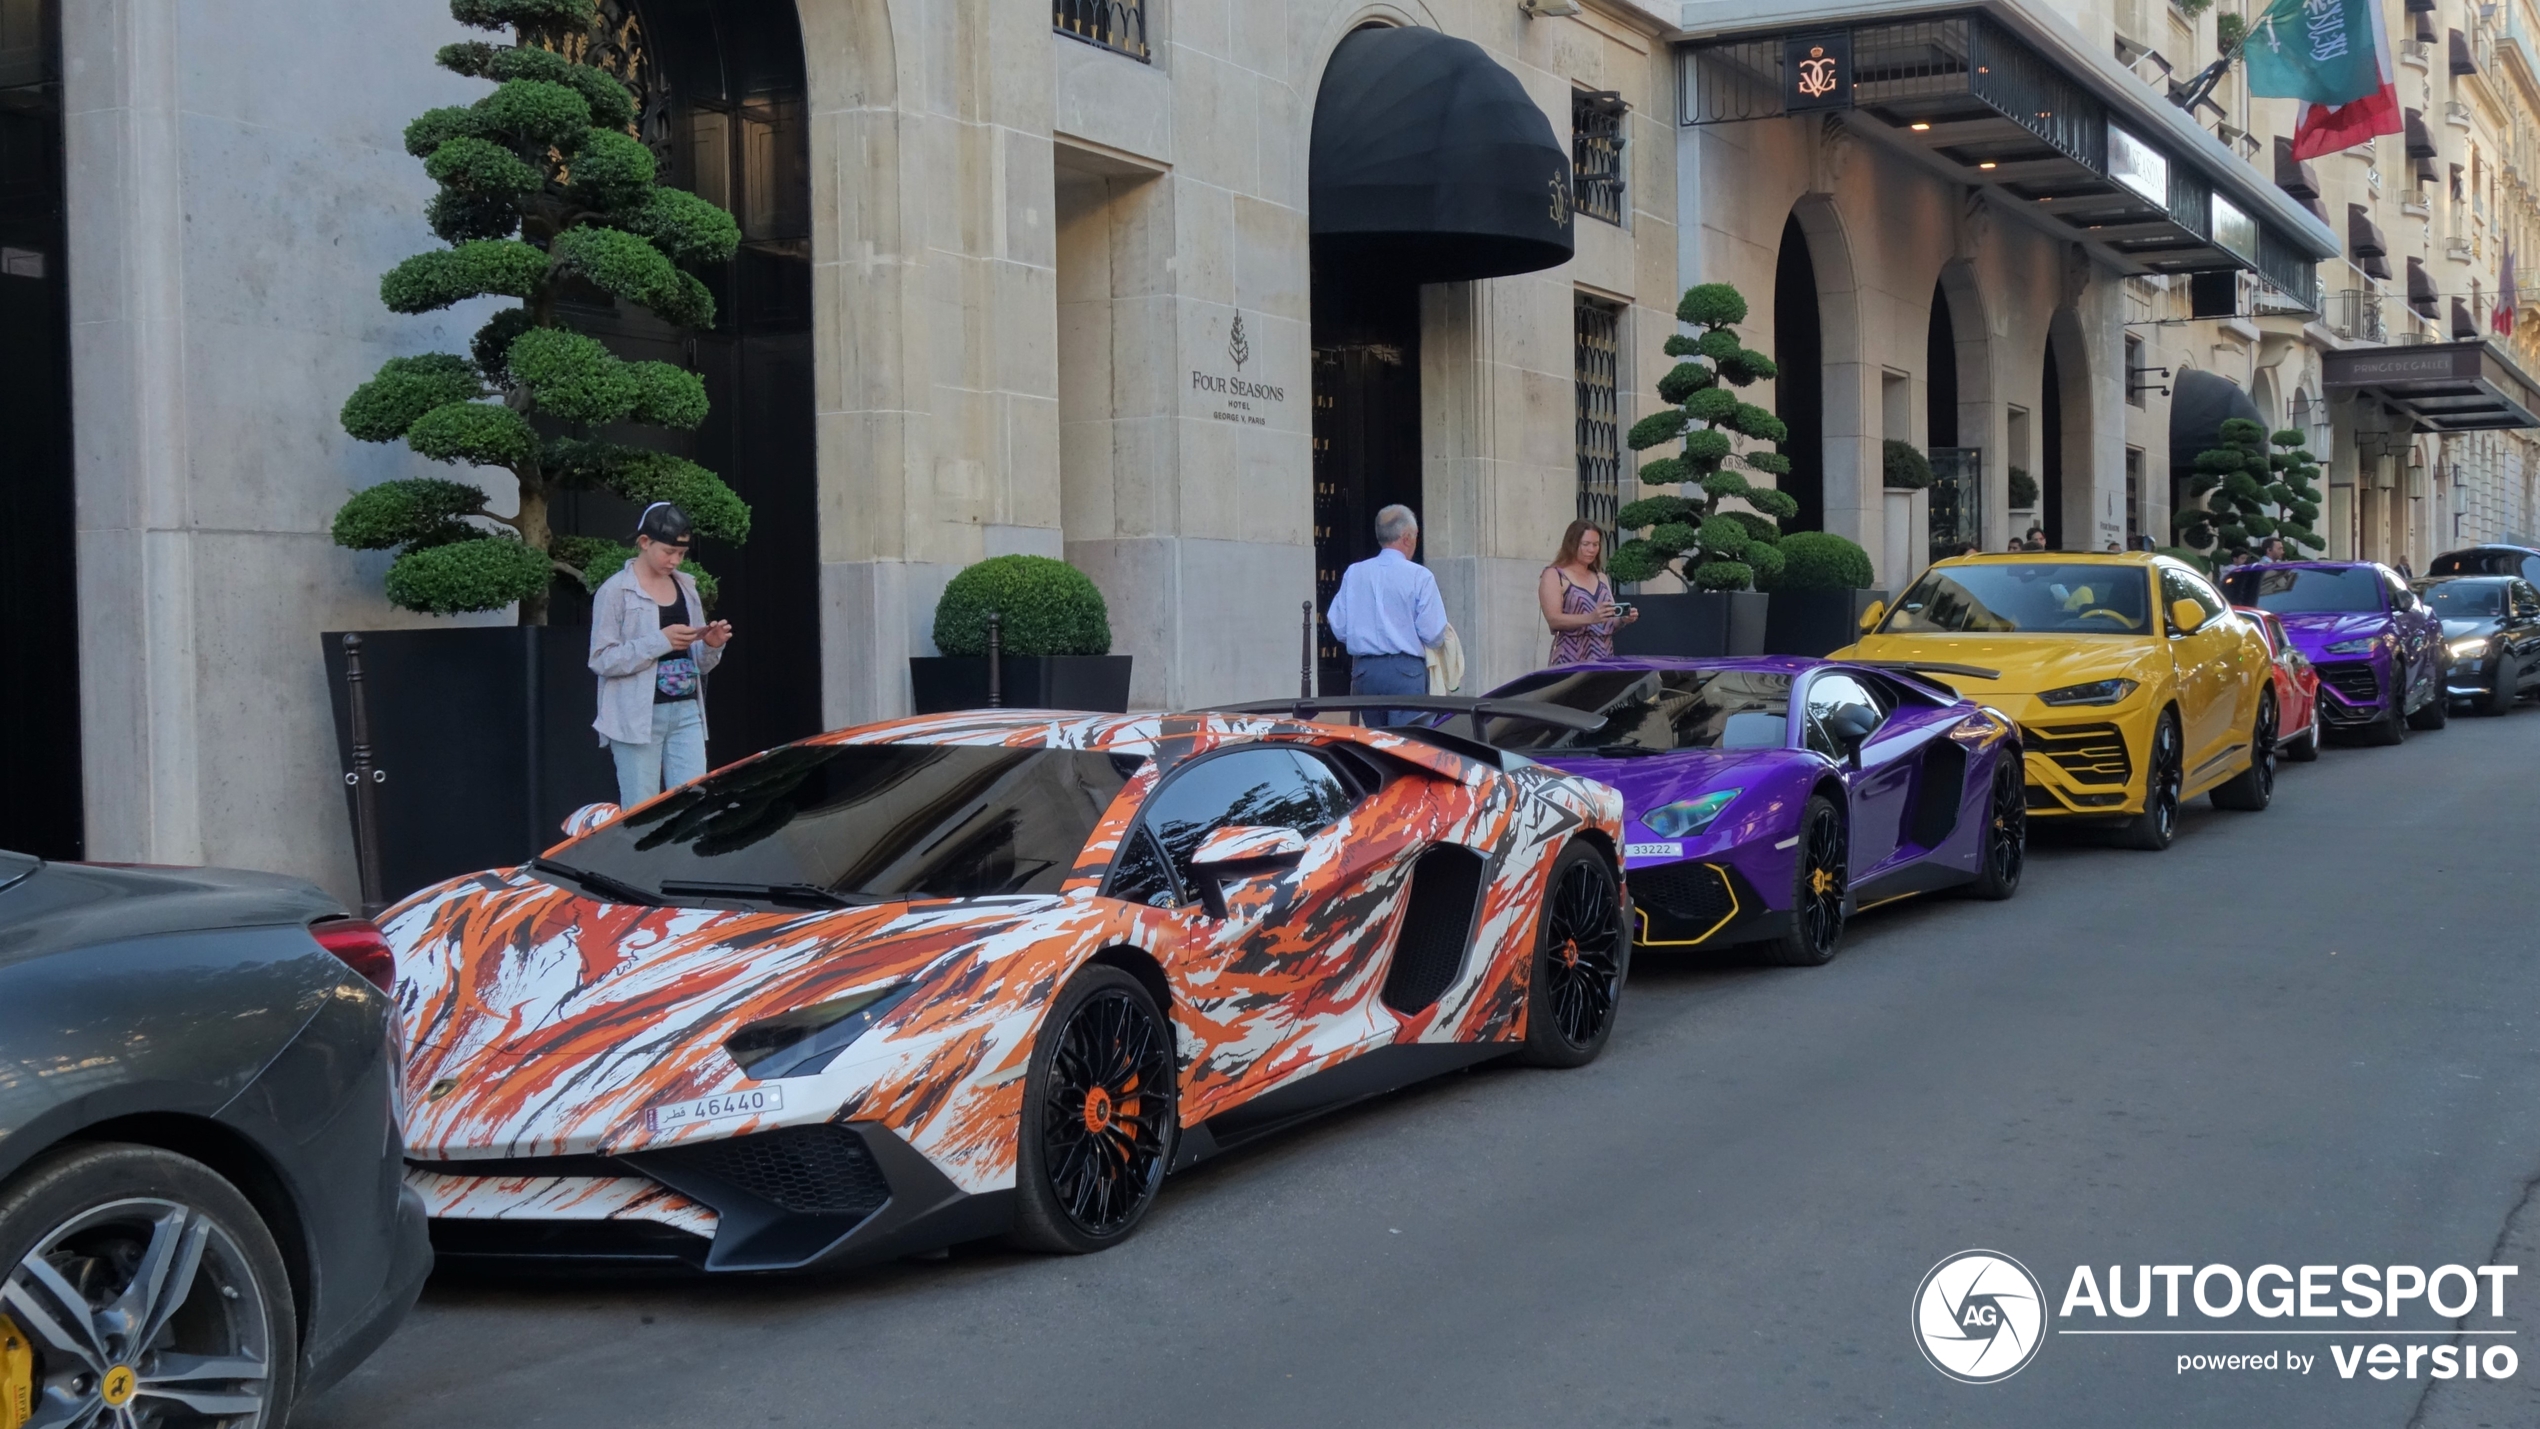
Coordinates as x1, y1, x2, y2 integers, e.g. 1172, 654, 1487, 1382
1349, 652, 1428, 728
607, 700, 706, 807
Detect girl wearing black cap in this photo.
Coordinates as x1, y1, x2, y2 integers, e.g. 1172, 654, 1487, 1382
588, 502, 732, 805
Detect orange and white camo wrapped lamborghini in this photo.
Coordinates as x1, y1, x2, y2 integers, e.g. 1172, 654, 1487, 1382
390, 702, 1629, 1272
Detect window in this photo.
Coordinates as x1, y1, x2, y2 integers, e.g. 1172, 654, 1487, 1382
1803, 674, 1886, 759
2125, 447, 2144, 545
1572, 90, 1628, 225
1053, 0, 1149, 62
2162, 568, 2228, 631
1480, 667, 1793, 753
1575, 293, 1623, 538
1880, 562, 2154, 635
2124, 335, 2148, 409
1109, 748, 1356, 908
2222, 565, 2388, 613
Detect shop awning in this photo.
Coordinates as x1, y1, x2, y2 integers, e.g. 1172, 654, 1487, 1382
1674, 0, 2338, 308
2405, 109, 2438, 159
2168, 369, 2262, 488
1309, 26, 1574, 283
2324, 341, 2540, 433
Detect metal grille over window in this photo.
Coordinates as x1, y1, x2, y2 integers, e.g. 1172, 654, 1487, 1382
1575, 294, 1623, 540
1572, 90, 1628, 226
1053, 0, 1150, 62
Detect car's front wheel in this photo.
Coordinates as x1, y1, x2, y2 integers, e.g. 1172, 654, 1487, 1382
0, 1143, 297, 1429
1010, 966, 1177, 1254
1960, 760, 2026, 900
1758, 795, 1847, 966
2482, 658, 2518, 716
2116, 711, 2184, 850
1518, 842, 1628, 1068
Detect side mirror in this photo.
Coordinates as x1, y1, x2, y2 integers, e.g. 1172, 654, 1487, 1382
2170, 598, 2208, 633
561, 802, 622, 838
1858, 599, 1887, 633
1187, 825, 1309, 918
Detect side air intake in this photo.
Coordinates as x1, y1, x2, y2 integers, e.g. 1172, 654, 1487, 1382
1380, 845, 1486, 1014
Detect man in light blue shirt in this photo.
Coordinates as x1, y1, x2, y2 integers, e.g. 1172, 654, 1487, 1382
1326, 504, 1446, 726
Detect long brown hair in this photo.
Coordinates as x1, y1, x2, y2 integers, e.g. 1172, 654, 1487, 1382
1554, 519, 1606, 573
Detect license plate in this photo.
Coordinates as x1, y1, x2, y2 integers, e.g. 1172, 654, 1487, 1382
645, 1085, 783, 1133
1624, 841, 1683, 860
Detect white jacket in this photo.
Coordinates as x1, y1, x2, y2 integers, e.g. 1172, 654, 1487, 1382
587, 561, 721, 745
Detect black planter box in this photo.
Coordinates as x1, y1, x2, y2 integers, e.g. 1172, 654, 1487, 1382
322, 626, 618, 905
908, 655, 1134, 714
1763, 588, 1889, 658
1614, 591, 1769, 658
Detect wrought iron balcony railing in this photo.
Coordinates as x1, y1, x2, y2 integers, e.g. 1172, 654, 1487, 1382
1054, 0, 1149, 62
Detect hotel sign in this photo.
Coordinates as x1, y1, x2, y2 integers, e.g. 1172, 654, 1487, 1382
1784, 34, 1852, 112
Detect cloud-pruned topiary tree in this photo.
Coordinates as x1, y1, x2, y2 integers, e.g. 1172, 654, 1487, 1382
1608, 283, 1801, 592
332, 0, 747, 623
2173, 418, 2325, 563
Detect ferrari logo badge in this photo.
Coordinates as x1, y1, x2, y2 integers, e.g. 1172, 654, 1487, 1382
101, 1366, 137, 1409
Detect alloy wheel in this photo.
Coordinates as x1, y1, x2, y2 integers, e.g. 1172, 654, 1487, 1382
1038, 988, 1173, 1238
1, 1197, 275, 1428
1799, 802, 1848, 956
2251, 694, 2277, 801
1541, 856, 1624, 1049
1988, 765, 2026, 890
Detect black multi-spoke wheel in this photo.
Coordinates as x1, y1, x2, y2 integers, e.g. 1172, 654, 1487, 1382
1760, 795, 1847, 967
1961, 761, 2027, 900
2117, 711, 2184, 851
0, 1144, 295, 1429
1519, 843, 1628, 1068
2211, 691, 2277, 811
1011, 967, 1176, 1253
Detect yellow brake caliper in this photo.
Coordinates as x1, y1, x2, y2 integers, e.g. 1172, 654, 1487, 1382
1, 1313, 31, 1429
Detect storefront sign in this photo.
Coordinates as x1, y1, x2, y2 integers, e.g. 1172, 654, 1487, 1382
1784, 34, 1851, 112
1189, 312, 1288, 427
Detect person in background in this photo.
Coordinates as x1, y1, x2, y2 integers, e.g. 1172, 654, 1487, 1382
1957, 540, 1982, 558
2025, 525, 2048, 551
2261, 536, 2289, 562
1327, 504, 1447, 726
2132, 533, 2160, 552
589, 502, 731, 807
2104, 540, 2122, 553
1539, 519, 1637, 665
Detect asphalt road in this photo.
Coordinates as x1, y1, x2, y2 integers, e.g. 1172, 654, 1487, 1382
299, 705, 2540, 1429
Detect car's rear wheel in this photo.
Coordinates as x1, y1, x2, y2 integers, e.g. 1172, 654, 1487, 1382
1518, 843, 1628, 1068
2407, 659, 2448, 729
1010, 967, 1176, 1254
1960, 761, 2026, 901
2115, 711, 2183, 851
0, 1143, 296, 1429
2210, 690, 2277, 811
2482, 659, 2518, 716
2283, 693, 2321, 761
1758, 795, 1847, 966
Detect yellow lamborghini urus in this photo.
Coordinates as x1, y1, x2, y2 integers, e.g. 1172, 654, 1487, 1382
1834, 553, 2278, 850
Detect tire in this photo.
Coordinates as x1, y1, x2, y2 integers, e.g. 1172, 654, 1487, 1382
2210, 690, 2277, 812
2116, 711, 2184, 851
2356, 679, 2407, 746
1958, 759, 2026, 901
0, 1142, 297, 1429
1518, 843, 1629, 1068
1758, 795, 1847, 966
2482, 659, 2517, 717
2407, 659, 2448, 729
1009, 966, 1177, 1254
2283, 694, 2321, 762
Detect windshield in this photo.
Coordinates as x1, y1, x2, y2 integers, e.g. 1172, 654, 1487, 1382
545, 744, 1135, 903
1879, 563, 2154, 635
2220, 566, 2386, 614
1481, 668, 1792, 753
2422, 580, 2506, 616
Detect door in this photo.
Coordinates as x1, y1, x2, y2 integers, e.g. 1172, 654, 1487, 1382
2513, 582, 2540, 690
2162, 567, 2237, 773
2382, 568, 2438, 710
1804, 673, 1908, 875
1105, 746, 1397, 1121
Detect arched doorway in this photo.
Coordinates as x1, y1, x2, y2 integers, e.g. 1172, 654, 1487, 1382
561, 0, 820, 764
1775, 214, 1825, 532
2041, 310, 2092, 550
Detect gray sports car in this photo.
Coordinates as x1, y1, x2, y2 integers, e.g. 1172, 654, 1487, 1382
0, 850, 430, 1427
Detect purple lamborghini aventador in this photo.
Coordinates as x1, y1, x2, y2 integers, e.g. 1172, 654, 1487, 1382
1477, 657, 2026, 967
2219, 562, 2447, 745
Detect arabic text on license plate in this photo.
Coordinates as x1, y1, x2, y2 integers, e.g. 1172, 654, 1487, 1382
646, 1085, 784, 1133
1624, 841, 1683, 860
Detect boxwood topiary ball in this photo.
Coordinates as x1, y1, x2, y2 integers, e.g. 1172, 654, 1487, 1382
932, 554, 1113, 658
1776, 531, 1875, 592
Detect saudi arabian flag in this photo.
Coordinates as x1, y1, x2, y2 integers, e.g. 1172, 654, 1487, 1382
2244, 0, 2385, 105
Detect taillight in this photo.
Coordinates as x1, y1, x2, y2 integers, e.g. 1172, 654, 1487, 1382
311, 918, 395, 993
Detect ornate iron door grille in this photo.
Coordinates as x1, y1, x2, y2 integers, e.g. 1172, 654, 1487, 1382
1575, 293, 1623, 540
1054, 0, 1150, 62
1572, 90, 1628, 225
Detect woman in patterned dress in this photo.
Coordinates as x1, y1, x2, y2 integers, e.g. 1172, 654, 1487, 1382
1539, 519, 1636, 665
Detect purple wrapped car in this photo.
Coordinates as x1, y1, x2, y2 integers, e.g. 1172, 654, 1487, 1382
1476, 658, 2025, 967
2218, 562, 2446, 745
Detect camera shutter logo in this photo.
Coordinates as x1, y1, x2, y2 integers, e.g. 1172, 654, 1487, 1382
1913, 1250, 2049, 1383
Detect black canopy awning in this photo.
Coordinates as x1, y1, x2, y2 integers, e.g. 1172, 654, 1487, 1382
1310, 26, 1574, 283
2326, 341, 2540, 433
2169, 369, 2263, 485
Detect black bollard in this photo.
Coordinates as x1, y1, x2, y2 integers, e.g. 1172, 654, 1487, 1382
341, 633, 389, 918
986, 611, 1003, 709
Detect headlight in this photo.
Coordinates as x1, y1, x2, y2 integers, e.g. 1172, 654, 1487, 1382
2037, 678, 2139, 706
2324, 638, 2379, 654
2448, 635, 2492, 660
1643, 789, 1740, 840
725, 984, 913, 1078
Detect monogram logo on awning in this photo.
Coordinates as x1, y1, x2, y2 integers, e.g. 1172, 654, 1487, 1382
1797, 45, 1840, 99
1549, 175, 1571, 224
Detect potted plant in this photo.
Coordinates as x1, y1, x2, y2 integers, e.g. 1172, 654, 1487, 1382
320, 0, 745, 900
2174, 420, 2327, 564
1609, 282, 1794, 658
910, 556, 1133, 712
1762, 531, 1884, 656
2006, 464, 2038, 523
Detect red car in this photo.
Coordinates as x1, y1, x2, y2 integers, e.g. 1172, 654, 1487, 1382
2236, 605, 2322, 762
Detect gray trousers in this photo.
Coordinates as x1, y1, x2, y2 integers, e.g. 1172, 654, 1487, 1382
1348, 652, 1427, 728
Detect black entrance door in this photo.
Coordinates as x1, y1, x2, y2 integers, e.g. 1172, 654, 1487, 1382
2042, 344, 2064, 549
0, 0, 80, 857
1310, 270, 1421, 695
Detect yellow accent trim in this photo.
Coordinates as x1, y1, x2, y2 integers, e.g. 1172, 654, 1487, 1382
1630, 862, 1742, 946
1, 1315, 31, 1429
100, 1365, 136, 1409
1856, 891, 1922, 912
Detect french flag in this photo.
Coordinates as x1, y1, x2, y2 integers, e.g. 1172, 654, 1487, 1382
2289, 15, 2401, 160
